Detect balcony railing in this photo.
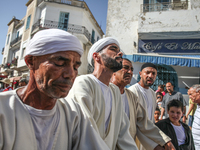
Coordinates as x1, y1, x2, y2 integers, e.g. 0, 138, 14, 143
32, 19, 93, 43
38, 0, 85, 8
142, 1, 188, 12
10, 35, 22, 46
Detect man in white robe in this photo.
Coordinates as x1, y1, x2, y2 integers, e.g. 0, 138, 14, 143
111, 58, 175, 150
67, 37, 138, 150
128, 63, 165, 150
0, 29, 109, 150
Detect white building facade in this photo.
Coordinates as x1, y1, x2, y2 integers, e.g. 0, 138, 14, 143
106, 0, 200, 96
1, 0, 104, 87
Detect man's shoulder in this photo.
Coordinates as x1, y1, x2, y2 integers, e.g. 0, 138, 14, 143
155, 118, 169, 127
125, 88, 137, 96
124, 88, 138, 101
175, 91, 183, 95
59, 98, 81, 114
0, 90, 16, 98
109, 83, 121, 94
74, 74, 96, 85
149, 87, 156, 93
128, 83, 138, 91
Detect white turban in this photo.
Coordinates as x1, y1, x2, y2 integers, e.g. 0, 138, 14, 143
26, 29, 83, 57
87, 37, 120, 66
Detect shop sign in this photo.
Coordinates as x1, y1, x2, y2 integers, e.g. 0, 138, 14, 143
139, 39, 200, 53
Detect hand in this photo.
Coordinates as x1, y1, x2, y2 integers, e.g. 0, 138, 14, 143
154, 145, 165, 150
185, 114, 188, 120
182, 116, 186, 123
164, 141, 176, 150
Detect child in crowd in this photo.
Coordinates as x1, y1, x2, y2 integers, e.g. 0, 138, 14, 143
156, 92, 163, 110
154, 107, 161, 123
155, 99, 195, 150
156, 84, 165, 96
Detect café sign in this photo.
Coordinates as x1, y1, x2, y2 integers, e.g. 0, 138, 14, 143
138, 39, 200, 53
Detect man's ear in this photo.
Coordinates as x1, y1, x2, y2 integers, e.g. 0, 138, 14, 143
93, 52, 101, 63
24, 55, 34, 70
139, 71, 142, 77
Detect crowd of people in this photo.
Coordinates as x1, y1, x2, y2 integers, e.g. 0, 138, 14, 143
0, 28, 199, 150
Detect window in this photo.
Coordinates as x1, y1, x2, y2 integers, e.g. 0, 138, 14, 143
143, 0, 171, 12
16, 31, 19, 38
21, 48, 26, 59
3, 58, 6, 64
7, 34, 10, 45
59, 12, 69, 31
26, 15, 31, 30
97, 36, 99, 41
12, 51, 16, 60
91, 30, 95, 44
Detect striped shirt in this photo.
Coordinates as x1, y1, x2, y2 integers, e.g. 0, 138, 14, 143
192, 105, 200, 149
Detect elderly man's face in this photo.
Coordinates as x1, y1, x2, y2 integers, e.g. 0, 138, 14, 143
139, 67, 157, 87
188, 88, 200, 104
100, 43, 123, 72
114, 59, 133, 85
33, 51, 81, 98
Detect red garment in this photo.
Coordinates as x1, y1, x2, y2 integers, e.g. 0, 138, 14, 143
156, 90, 165, 96
3, 86, 13, 92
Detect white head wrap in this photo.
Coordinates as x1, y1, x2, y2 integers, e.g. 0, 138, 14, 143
25, 29, 83, 57
87, 37, 120, 66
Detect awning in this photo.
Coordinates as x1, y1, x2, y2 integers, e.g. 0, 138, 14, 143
9, 76, 21, 82
124, 54, 200, 68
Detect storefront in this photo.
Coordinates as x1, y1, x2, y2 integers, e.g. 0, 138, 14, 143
124, 38, 200, 94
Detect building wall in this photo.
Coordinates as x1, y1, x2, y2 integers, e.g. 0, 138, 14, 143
138, 9, 200, 33
40, 3, 102, 41
107, 0, 200, 54
1, 0, 104, 78
107, 0, 141, 54
107, 0, 200, 93
23, 0, 36, 41
3, 22, 15, 63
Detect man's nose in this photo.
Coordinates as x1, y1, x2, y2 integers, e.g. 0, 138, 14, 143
148, 73, 154, 77
117, 51, 123, 57
63, 65, 76, 79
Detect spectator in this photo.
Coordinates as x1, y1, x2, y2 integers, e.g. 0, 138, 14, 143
160, 82, 186, 123
156, 92, 163, 110
110, 58, 174, 150
19, 78, 28, 87
156, 84, 165, 96
154, 107, 161, 123
188, 84, 200, 149
0, 78, 13, 92
186, 87, 197, 130
156, 99, 195, 150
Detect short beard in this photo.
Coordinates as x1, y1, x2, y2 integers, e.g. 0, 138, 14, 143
101, 54, 122, 72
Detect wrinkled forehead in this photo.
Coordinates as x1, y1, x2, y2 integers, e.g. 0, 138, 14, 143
123, 59, 132, 66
